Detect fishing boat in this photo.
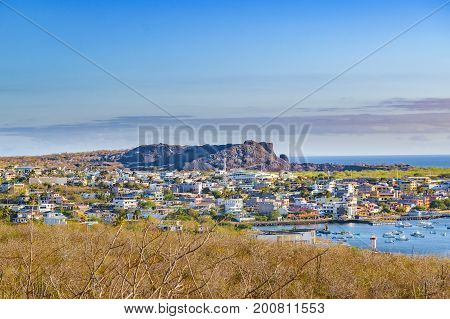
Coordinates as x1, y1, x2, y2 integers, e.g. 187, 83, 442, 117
411, 231, 425, 238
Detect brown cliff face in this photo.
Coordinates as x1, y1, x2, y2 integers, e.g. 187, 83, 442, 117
119, 140, 290, 171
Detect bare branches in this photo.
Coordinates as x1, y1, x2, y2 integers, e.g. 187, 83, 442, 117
0, 222, 447, 299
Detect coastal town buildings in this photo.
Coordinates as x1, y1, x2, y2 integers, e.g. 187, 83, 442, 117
0, 162, 448, 228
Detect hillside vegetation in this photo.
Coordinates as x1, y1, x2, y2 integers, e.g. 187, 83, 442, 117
0, 222, 448, 299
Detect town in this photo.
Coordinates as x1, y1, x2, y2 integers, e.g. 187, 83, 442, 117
1, 161, 449, 229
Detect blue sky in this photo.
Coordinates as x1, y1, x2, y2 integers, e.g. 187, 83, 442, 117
1, 0, 450, 156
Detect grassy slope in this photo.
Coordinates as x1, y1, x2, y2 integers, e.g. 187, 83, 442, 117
296, 167, 450, 179
0, 222, 448, 299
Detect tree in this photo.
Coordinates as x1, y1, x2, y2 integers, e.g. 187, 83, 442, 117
163, 189, 174, 201
140, 200, 155, 209
395, 206, 406, 214
268, 210, 281, 221
380, 203, 391, 214
133, 209, 142, 220
430, 200, 446, 210
0, 206, 11, 222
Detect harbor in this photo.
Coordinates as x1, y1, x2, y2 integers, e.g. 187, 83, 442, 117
256, 217, 450, 257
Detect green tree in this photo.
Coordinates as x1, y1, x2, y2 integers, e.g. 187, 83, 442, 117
0, 206, 11, 222
164, 189, 175, 200
268, 210, 281, 221
430, 200, 446, 210
140, 200, 155, 209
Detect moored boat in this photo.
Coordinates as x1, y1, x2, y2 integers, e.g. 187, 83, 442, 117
411, 231, 425, 238
403, 222, 413, 227
396, 235, 409, 241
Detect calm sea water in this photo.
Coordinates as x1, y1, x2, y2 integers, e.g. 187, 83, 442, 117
256, 218, 450, 257
292, 155, 450, 168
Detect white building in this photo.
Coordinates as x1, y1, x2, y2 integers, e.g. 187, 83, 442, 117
112, 198, 138, 210
43, 212, 67, 225
218, 198, 243, 213
29, 177, 67, 186
38, 203, 55, 213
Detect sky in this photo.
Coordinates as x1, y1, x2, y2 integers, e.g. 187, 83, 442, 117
1, 0, 450, 156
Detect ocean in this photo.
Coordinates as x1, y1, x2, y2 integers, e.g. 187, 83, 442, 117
292, 155, 450, 168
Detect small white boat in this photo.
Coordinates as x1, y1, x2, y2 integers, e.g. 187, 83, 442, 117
396, 235, 409, 241
403, 222, 413, 227
395, 221, 405, 228
429, 230, 437, 235
383, 232, 395, 238
411, 231, 425, 238
419, 221, 431, 226
392, 230, 403, 235
385, 239, 395, 244
442, 232, 447, 237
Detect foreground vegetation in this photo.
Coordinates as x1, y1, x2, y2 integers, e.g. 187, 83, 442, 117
0, 222, 448, 299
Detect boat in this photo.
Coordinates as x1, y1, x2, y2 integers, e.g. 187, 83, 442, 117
396, 235, 409, 241
353, 233, 360, 236
403, 222, 413, 227
392, 230, 403, 235
385, 239, 395, 244
429, 230, 437, 235
317, 225, 331, 235
442, 232, 447, 237
383, 232, 395, 238
395, 221, 405, 228
419, 221, 431, 226
411, 231, 425, 238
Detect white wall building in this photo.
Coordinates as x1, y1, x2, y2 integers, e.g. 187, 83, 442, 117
43, 212, 67, 225
218, 198, 243, 213
112, 198, 138, 210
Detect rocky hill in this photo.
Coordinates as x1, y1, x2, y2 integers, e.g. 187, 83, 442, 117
118, 140, 291, 171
